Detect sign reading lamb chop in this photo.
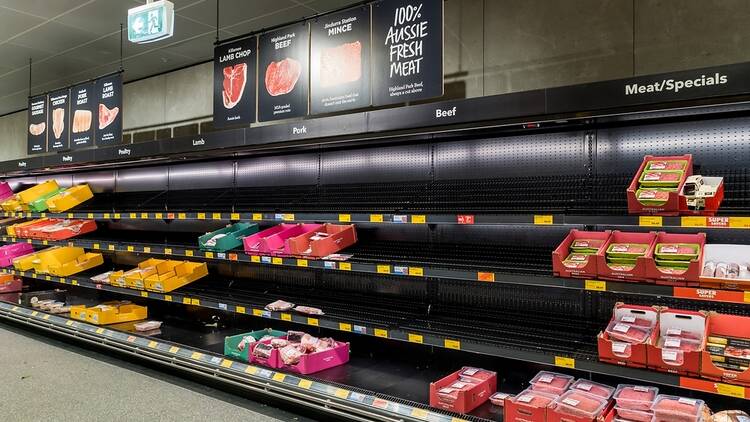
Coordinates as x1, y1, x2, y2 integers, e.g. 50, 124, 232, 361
213, 36, 256, 127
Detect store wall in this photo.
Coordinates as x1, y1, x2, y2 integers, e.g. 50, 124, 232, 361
1, 0, 750, 161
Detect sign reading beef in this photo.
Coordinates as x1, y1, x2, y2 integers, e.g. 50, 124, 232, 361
27, 95, 48, 154
47, 89, 71, 151
70, 81, 96, 149
95, 73, 123, 146
310, 6, 371, 114
372, 0, 443, 106
258, 23, 309, 122
213, 36, 257, 127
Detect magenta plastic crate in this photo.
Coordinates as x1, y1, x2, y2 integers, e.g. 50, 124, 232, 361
0, 182, 12, 201
0, 243, 34, 267
243, 223, 323, 256
249, 337, 350, 374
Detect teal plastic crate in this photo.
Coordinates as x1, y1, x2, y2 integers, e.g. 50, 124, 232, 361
199, 222, 259, 252
224, 328, 286, 362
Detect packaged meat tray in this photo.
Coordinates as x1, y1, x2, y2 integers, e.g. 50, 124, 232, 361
655, 259, 691, 270
615, 407, 653, 422
563, 252, 595, 269
550, 390, 608, 420
607, 257, 638, 265
648, 232, 705, 286
569, 379, 615, 400
614, 385, 658, 411
457, 366, 496, 383
505, 388, 558, 422
571, 239, 605, 253
659, 337, 702, 366
654, 243, 700, 261
710, 410, 750, 422
619, 314, 656, 328
606, 322, 651, 344
489, 392, 512, 406
607, 243, 650, 259
648, 309, 705, 375
429, 367, 497, 414
638, 170, 684, 187
651, 395, 704, 422
529, 371, 574, 395
646, 160, 688, 171
553, 229, 611, 279
636, 188, 677, 205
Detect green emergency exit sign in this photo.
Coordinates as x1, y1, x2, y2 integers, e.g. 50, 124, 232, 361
128, 0, 174, 44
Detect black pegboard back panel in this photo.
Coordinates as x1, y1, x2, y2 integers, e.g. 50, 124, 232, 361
320, 144, 432, 185
236, 153, 319, 187
72, 170, 116, 194
115, 166, 168, 193
168, 161, 234, 191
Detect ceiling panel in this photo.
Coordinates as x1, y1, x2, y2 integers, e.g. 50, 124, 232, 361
0, 8, 44, 40
0, 0, 93, 20
10, 20, 102, 54
52, 0, 138, 37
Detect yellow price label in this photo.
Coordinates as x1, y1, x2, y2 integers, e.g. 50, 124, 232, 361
334, 389, 349, 399
339, 323, 352, 332
140, 213, 148, 219
230, 213, 240, 220
374, 328, 388, 338
639, 216, 663, 227
178, 213, 187, 220
43, 315, 50, 320
95, 328, 104, 334
245, 366, 258, 375
103, 213, 110, 219
377, 265, 390, 274
127, 246, 134, 252
282, 213, 295, 221
66, 320, 74, 326
308, 318, 319, 326
191, 298, 200, 306
716, 383, 745, 398
408, 267, 424, 276
93, 243, 100, 249
140, 291, 149, 298
729, 217, 750, 229
298, 379, 312, 389
411, 215, 426, 224
68, 213, 75, 219
129, 213, 137, 219
183, 298, 191, 304
197, 213, 206, 220
339, 262, 351, 271
338, 214, 351, 222
155, 213, 163, 219
212, 213, 222, 220
71, 280, 78, 286
534, 215, 554, 225
281, 313, 292, 321
681, 216, 707, 227
252, 213, 263, 221
252, 309, 263, 316
585, 280, 607, 291
185, 250, 194, 257
148, 341, 158, 348
744, 291, 750, 303
411, 408, 429, 419
204, 251, 214, 258
555, 356, 576, 369
191, 352, 203, 360
164, 248, 172, 255
169, 346, 179, 353
408, 333, 424, 344
143, 246, 151, 253
31, 311, 38, 316
272, 257, 283, 265
444, 339, 461, 350
370, 214, 384, 223
42, 240, 48, 245
108, 244, 115, 251
272, 373, 286, 382
87, 213, 94, 219
113, 213, 121, 219
235, 306, 246, 314
164, 295, 172, 302
251, 256, 261, 263
221, 359, 233, 368
297, 259, 308, 267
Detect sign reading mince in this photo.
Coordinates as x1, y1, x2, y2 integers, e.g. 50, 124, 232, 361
258, 23, 309, 122
70, 82, 96, 149
310, 6, 371, 114
371, 0, 443, 106
47, 89, 71, 151
27, 95, 48, 154
95, 73, 123, 146
213, 36, 257, 127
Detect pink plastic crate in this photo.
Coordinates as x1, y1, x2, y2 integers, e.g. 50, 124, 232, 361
0, 243, 34, 267
243, 224, 324, 256
0, 182, 13, 201
249, 336, 349, 374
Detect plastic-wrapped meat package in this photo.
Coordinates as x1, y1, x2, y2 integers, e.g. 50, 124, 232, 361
616, 407, 654, 422
270, 338, 288, 348
664, 328, 702, 341
606, 321, 651, 344
300, 333, 321, 352
287, 330, 305, 343
569, 379, 615, 400
259, 335, 275, 342
727, 263, 740, 279
619, 314, 656, 328
511, 388, 558, 408
553, 391, 608, 419
614, 385, 658, 411
279, 344, 306, 365
265, 299, 295, 311
437, 381, 476, 404
134, 320, 162, 332
660, 336, 701, 366
710, 410, 750, 422
530, 371, 574, 395
489, 392, 512, 406
715, 262, 728, 278
646, 160, 687, 171
458, 366, 496, 383
252, 343, 274, 360
701, 261, 716, 277
314, 337, 335, 352
294, 305, 324, 315
651, 395, 704, 422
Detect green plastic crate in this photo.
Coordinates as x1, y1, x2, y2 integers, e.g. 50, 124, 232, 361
655, 259, 691, 269
224, 328, 287, 362
654, 243, 700, 261
199, 222, 259, 252
606, 256, 638, 265
606, 243, 650, 259
28, 188, 64, 212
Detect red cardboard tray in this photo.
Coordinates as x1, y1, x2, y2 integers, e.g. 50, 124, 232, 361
553, 230, 612, 279
597, 231, 657, 283
645, 232, 705, 286
627, 155, 692, 216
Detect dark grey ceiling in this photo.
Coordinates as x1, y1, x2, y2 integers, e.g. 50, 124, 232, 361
0, 0, 360, 116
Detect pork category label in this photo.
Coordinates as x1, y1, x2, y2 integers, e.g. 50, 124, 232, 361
47, 89, 70, 151
27, 95, 48, 154
258, 23, 309, 122
310, 6, 371, 114
372, 0, 444, 106
70, 82, 96, 149
95, 73, 123, 146
213, 36, 257, 127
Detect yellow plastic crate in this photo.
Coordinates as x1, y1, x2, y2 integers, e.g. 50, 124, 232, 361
69, 305, 87, 321
1, 197, 26, 212
7, 218, 48, 236
30, 246, 79, 274
122, 258, 167, 290
17, 180, 59, 204
107, 270, 127, 288
85, 303, 147, 325
46, 184, 93, 212
13, 252, 41, 271
144, 261, 208, 292
47, 252, 103, 276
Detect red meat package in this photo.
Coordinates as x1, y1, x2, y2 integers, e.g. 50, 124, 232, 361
637, 189, 671, 201
616, 407, 654, 422
606, 322, 651, 344
647, 161, 686, 171
552, 390, 608, 419
530, 371, 574, 395
614, 385, 658, 411
571, 239, 605, 249
619, 314, 656, 328
651, 395, 704, 422
569, 379, 615, 400
642, 171, 682, 183
458, 367, 496, 383
663, 328, 702, 340
511, 388, 557, 408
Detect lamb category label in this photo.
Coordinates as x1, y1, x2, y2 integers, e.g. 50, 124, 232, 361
214, 36, 257, 127
258, 23, 309, 122
27, 95, 48, 154
69, 82, 96, 149
47, 89, 71, 151
372, 0, 444, 106
310, 6, 371, 114
95, 73, 123, 146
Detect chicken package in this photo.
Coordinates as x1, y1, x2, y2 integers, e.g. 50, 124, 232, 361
616, 407, 654, 422
279, 344, 306, 365
236, 335, 257, 351
651, 395, 704, 422
710, 410, 750, 422
606, 321, 651, 344
270, 338, 289, 349
294, 305, 324, 315
252, 342, 274, 360
314, 337, 335, 352
265, 299, 294, 311
134, 321, 162, 332
569, 379, 615, 400
552, 390, 608, 419
529, 371, 574, 395
300, 333, 321, 352
614, 385, 659, 411
701, 261, 716, 277
287, 330, 305, 344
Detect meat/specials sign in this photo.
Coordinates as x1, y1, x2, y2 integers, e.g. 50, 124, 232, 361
372, 0, 443, 106
258, 23, 310, 122
47, 89, 71, 151
70, 82, 96, 149
95, 73, 123, 146
27, 95, 48, 154
213, 36, 257, 128
310, 6, 371, 114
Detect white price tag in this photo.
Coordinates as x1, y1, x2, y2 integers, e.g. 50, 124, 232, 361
562, 398, 580, 407
613, 323, 630, 333
612, 342, 628, 353
517, 395, 533, 403
538, 374, 554, 383
621, 315, 636, 323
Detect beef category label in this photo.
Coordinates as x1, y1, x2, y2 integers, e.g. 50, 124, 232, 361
27, 95, 48, 154
310, 6, 371, 114
258, 23, 310, 122
95, 73, 123, 146
372, 0, 444, 106
213, 36, 257, 127
47, 89, 71, 151
70, 82, 96, 149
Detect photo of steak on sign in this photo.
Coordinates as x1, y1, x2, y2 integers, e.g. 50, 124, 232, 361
372, 0, 443, 106
213, 36, 257, 128
258, 23, 309, 122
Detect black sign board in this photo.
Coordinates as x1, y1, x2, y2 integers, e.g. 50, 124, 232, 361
95, 141, 159, 162
214, 37, 257, 127
47, 89, 71, 151
70, 82, 96, 149
166, 129, 246, 154
310, 6, 371, 114
371, 0, 443, 106
258, 23, 309, 122
44, 148, 95, 167
27, 95, 47, 155
95, 73, 123, 146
